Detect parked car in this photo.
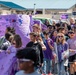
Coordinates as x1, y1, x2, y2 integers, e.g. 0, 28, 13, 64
33, 17, 52, 25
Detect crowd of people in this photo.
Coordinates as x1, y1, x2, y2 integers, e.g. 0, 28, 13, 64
0, 17, 76, 75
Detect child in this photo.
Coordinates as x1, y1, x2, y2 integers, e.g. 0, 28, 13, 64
15, 47, 41, 75
43, 31, 54, 75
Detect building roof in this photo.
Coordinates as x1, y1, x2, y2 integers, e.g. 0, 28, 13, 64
0, 1, 26, 10
9, 0, 76, 9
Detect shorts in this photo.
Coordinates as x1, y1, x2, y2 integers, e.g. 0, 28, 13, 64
69, 54, 76, 62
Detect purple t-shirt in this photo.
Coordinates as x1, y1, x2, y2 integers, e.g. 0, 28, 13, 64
57, 42, 68, 62
67, 36, 76, 56
43, 38, 54, 60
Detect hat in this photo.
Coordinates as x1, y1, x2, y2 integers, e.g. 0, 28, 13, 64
16, 47, 38, 66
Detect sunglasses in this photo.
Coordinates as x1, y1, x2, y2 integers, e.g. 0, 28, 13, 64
68, 32, 74, 34
58, 36, 63, 38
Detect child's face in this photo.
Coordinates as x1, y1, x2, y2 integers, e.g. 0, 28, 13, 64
12, 40, 16, 47
30, 35, 35, 41
19, 61, 33, 71
53, 31, 57, 37
61, 30, 65, 34
44, 34, 49, 39
5, 29, 9, 33
19, 61, 28, 70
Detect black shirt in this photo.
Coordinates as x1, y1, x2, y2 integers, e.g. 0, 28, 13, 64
26, 41, 43, 65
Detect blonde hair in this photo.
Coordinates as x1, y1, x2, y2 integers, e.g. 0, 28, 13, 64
56, 33, 66, 45
33, 24, 41, 30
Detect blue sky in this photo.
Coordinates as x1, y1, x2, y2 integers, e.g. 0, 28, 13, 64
0, 0, 76, 9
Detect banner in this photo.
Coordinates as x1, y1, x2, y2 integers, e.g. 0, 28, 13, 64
0, 14, 16, 37
0, 46, 17, 75
15, 14, 30, 47
33, 19, 47, 31
0, 14, 31, 47
0, 14, 32, 75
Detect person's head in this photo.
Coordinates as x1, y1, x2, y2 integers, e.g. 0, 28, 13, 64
55, 23, 61, 29
32, 24, 41, 33
71, 26, 76, 33
61, 22, 68, 29
43, 31, 49, 39
70, 18, 75, 25
50, 30, 57, 38
5, 27, 12, 33
56, 33, 65, 44
47, 25, 55, 32
16, 47, 38, 71
9, 35, 14, 43
52, 21, 56, 26
68, 30, 75, 39
44, 19, 50, 25
5, 32, 12, 41
29, 32, 38, 42
47, 25, 52, 32
57, 27, 65, 34
11, 34, 22, 48
10, 27, 15, 35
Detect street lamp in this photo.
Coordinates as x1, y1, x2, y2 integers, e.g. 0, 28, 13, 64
34, 3, 36, 15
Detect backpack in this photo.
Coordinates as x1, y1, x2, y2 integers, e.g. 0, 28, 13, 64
26, 42, 43, 67
32, 42, 43, 67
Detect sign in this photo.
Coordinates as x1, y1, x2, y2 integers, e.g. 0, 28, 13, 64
61, 14, 68, 19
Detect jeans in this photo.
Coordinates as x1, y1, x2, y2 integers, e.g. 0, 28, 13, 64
42, 58, 52, 74
58, 60, 66, 75
52, 61, 58, 74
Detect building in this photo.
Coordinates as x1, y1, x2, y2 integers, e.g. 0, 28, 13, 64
0, 1, 26, 15
10, 0, 76, 19
0, 0, 76, 19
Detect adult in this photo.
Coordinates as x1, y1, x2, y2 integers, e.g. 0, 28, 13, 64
32, 24, 46, 45
56, 33, 69, 75
67, 31, 76, 75
26, 32, 44, 68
